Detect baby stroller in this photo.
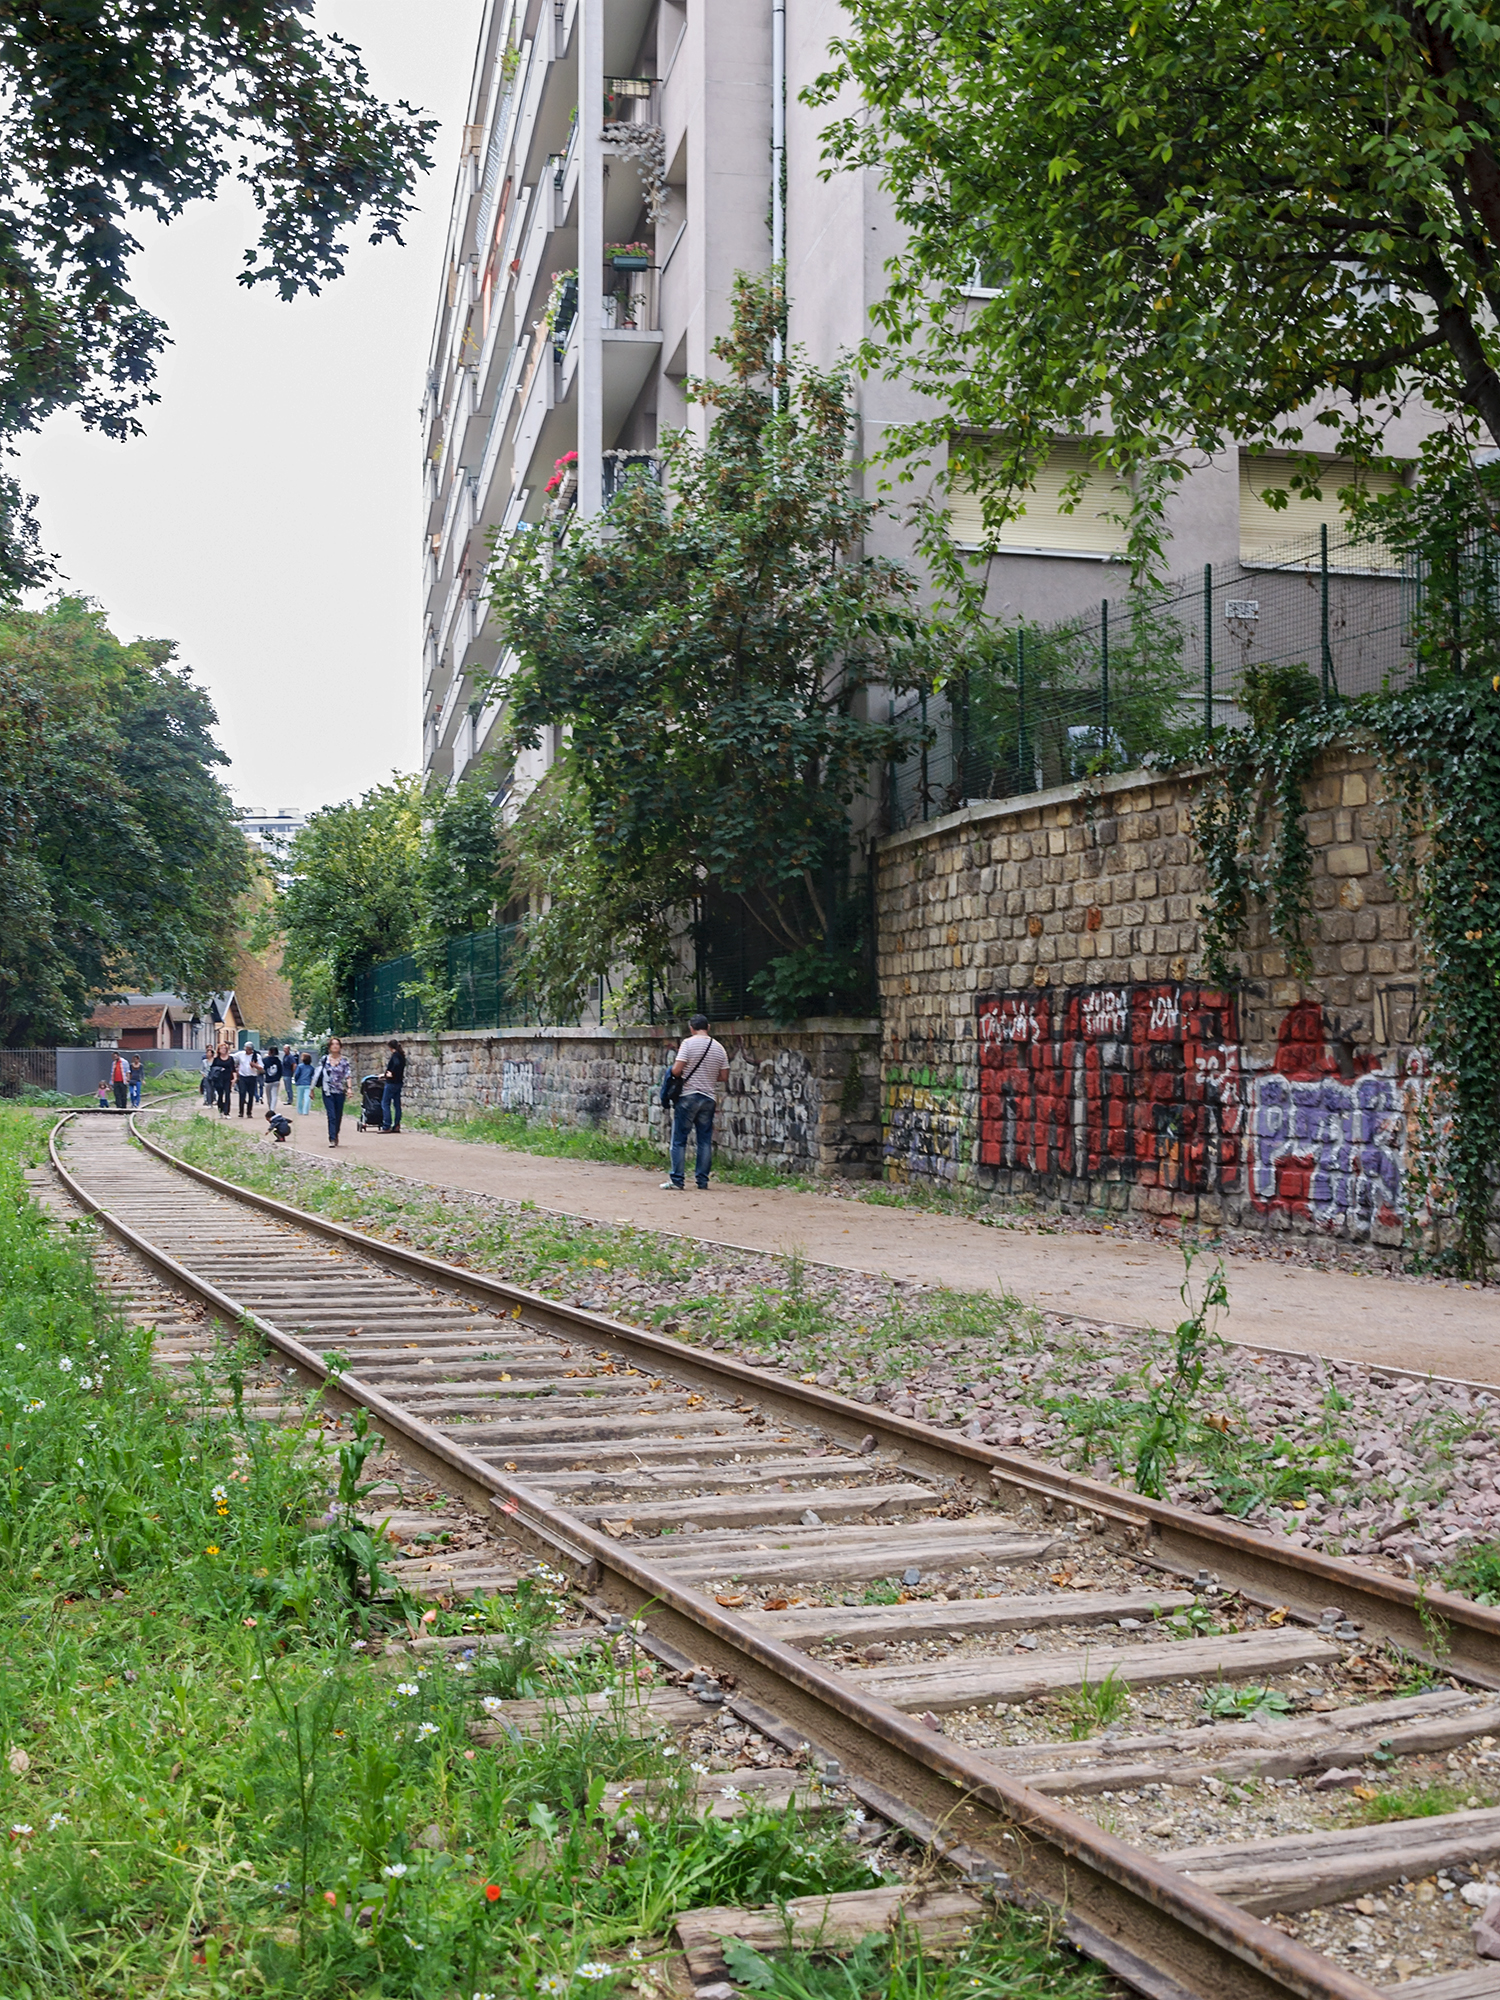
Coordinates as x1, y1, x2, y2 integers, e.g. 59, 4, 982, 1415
355, 1074, 385, 1133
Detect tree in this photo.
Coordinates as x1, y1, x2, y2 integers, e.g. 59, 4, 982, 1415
813, 0, 1500, 549
0, 1, 435, 586
274, 777, 424, 1033
0, 596, 251, 1043
420, 777, 510, 942
489, 273, 929, 1020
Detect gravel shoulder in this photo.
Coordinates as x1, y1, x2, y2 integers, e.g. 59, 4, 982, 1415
193, 1100, 1500, 1384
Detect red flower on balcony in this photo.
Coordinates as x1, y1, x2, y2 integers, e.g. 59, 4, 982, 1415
545, 450, 579, 496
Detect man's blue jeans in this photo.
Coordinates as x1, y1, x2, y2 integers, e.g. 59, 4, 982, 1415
670, 1092, 716, 1188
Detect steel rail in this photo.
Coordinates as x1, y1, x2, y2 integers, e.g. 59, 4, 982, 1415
123, 1109, 1500, 1686
48, 1112, 1400, 2000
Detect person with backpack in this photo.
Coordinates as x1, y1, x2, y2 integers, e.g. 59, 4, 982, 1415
261, 1044, 284, 1114
293, 1051, 314, 1116
659, 1014, 730, 1191
109, 1051, 129, 1111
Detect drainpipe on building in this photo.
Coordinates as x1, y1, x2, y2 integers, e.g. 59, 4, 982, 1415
771, 0, 786, 409
578, 0, 604, 517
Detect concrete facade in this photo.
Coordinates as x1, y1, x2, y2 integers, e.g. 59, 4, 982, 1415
341, 1019, 882, 1178
422, 2, 1436, 800
875, 749, 1441, 1246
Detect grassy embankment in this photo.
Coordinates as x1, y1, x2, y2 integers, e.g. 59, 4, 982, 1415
0, 1105, 1107, 1999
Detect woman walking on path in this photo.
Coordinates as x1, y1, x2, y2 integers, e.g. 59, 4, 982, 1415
127, 1054, 144, 1109
208, 1044, 236, 1117
314, 1038, 352, 1146
293, 1051, 314, 1117
380, 1040, 405, 1133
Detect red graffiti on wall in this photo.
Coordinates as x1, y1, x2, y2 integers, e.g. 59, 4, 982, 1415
977, 983, 1242, 1193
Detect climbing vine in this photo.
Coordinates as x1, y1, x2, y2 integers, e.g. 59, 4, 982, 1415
1193, 467, 1500, 1280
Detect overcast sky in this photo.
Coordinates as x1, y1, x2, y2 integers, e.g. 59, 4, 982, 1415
15, 0, 483, 818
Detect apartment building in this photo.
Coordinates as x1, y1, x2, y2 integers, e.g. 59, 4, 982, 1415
421, 0, 1431, 797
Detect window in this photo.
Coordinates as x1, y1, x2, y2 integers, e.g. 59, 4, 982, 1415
1239, 452, 1406, 566
948, 439, 1131, 558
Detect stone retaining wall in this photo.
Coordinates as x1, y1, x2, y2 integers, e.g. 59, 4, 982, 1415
340, 1021, 883, 1179
874, 747, 1433, 1245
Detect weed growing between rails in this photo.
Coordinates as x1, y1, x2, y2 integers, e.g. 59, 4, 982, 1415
155, 1114, 1500, 1601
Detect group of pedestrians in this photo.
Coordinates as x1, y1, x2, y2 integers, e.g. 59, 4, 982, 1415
200, 1042, 315, 1120
193, 1036, 405, 1149
98, 1052, 144, 1111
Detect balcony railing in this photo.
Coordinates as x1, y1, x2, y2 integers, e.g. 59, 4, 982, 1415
601, 263, 658, 333
603, 76, 659, 125
602, 452, 661, 503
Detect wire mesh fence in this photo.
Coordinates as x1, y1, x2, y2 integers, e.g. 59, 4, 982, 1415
889, 522, 1420, 828
352, 924, 532, 1036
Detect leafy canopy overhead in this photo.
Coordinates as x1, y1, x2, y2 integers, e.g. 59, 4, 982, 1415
490, 273, 929, 1020
0, 0, 435, 589
813, 0, 1500, 549
0, 596, 251, 1044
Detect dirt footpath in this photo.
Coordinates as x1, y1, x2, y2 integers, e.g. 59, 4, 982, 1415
189, 1103, 1499, 1385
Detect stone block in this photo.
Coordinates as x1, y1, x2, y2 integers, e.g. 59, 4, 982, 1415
1326, 844, 1370, 877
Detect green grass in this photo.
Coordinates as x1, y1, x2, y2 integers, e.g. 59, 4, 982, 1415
408, 1106, 819, 1189
720, 1905, 1111, 2000
11, 1068, 204, 1110
1057, 1666, 1132, 1739
1354, 1780, 1489, 1824
0, 1104, 902, 1997
1443, 1539, 1500, 1608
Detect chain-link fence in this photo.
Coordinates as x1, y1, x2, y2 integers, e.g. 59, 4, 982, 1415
889, 522, 1420, 828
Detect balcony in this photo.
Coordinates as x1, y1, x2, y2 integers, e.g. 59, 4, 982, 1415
602, 260, 657, 333
603, 77, 659, 127
601, 262, 662, 445
602, 452, 660, 503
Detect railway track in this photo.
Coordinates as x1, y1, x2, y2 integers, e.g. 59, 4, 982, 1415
45, 1109, 1500, 2000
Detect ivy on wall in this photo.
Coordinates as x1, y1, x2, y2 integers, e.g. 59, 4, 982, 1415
1193, 473, 1500, 1280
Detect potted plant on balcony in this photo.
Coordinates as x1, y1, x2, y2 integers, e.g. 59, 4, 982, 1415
606, 241, 651, 271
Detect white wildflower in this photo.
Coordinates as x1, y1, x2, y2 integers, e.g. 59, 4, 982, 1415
575, 1965, 612, 1983
381, 1862, 408, 1878
689, 1761, 710, 1775
57, 1358, 72, 1373
451, 1659, 473, 1674
719, 1786, 741, 1800
47, 1814, 67, 1831
415, 1721, 439, 1739
480, 1696, 507, 1716
394, 1682, 420, 1698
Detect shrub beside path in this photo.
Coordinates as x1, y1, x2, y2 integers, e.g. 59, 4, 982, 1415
170, 1104, 1497, 1385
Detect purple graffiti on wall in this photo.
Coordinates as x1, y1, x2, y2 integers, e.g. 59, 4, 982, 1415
1243, 1001, 1405, 1233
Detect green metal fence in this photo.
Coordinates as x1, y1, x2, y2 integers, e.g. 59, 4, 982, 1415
890, 521, 1421, 827
351, 923, 531, 1036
